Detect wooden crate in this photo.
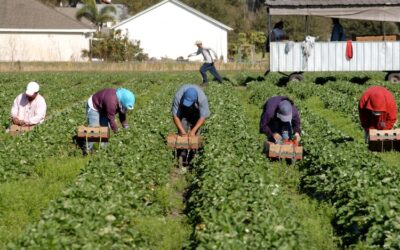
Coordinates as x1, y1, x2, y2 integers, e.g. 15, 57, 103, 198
356, 35, 399, 42
266, 141, 303, 160
77, 126, 109, 142
167, 134, 202, 149
368, 129, 400, 152
8, 124, 35, 136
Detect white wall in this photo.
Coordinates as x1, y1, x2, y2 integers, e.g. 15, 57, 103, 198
115, 2, 229, 62
0, 32, 91, 62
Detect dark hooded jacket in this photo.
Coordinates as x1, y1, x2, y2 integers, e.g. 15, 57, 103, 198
260, 96, 301, 140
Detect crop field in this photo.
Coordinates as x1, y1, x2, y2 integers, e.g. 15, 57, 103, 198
0, 71, 399, 249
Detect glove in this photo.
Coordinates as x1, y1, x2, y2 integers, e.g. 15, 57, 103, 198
294, 133, 301, 142
273, 133, 282, 144
282, 131, 289, 140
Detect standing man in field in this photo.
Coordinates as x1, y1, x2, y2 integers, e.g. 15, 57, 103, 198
359, 86, 397, 142
188, 40, 223, 85
10, 81, 47, 127
85, 87, 135, 152
260, 96, 301, 145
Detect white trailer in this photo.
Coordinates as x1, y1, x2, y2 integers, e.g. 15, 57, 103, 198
270, 41, 400, 82
265, 0, 400, 83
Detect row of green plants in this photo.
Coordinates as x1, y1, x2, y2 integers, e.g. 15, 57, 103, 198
10, 81, 186, 248
0, 73, 182, 182
247, 78, 400, 248
187, 84, 309, 249
286, 78, 400, 125
0, 74, 120, 181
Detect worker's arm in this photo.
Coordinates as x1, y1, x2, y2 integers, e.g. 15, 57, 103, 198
291, 107, 301, 142
189, 117, 205, 136
10, 95, 26, 126
384, 101, 397, 130
359, 108, 371, 132
11, 95, 19, 119
260, 102, 273, 137
173, 116, 187, 135
118, 111, 128, 129
188, 49, 201, 57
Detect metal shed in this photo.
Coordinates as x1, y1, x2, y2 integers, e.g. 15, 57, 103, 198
265, 0, 400, 83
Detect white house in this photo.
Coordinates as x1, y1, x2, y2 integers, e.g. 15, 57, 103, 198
112, 0, 233, 63
0, 0, 95, 62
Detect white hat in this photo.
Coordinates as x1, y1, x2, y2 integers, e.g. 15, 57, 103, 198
195, 40, 202, 45
26, 81, 40, 96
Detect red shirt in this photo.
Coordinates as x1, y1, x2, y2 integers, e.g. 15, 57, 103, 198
358, 86, 397, 132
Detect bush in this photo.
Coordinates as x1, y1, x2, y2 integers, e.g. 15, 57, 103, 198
82, 30, 148, 62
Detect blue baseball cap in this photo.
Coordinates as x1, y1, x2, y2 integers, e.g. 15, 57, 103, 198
182, 88, 198, 107
116, 88, 135, 110
277, 100, 293, 122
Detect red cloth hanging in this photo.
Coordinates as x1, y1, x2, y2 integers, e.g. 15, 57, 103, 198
346, 40, 353, 60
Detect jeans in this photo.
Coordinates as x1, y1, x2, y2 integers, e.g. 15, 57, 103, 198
86, 104, 109, 151
200, 63, 222, 83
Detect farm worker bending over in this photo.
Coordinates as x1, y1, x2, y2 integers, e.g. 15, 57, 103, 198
85, 88, 135, 151
10, 81, 46, 126
188, 40, 223, 85
172, 84, 210, 136
359, 86, 397, 141
260, 96, 301, 144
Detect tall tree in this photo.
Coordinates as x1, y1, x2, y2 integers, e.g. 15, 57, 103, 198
76, 0, 116, 31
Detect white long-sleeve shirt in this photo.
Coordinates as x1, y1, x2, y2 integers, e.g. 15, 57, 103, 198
11, 93, 47, 125
189, 47, 218, 63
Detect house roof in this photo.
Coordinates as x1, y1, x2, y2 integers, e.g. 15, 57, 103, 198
265, 0, 400, 7
264, 0, 400, 22
55, 7, 95, 28
113, 0, 233, 31
0, 0, 94, 32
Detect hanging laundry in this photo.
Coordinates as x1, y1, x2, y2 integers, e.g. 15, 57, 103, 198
346, 40, 353, 60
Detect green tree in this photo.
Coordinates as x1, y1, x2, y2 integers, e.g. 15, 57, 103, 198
110, 0, 159, 14
76, 0, 116, 31
82, 30, 148, 62
342, 20, 399, 39
248, 31, 266, 52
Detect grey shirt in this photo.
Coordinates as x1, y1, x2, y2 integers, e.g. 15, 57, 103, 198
172, 84, 210, 118
189, 47, 218, 63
